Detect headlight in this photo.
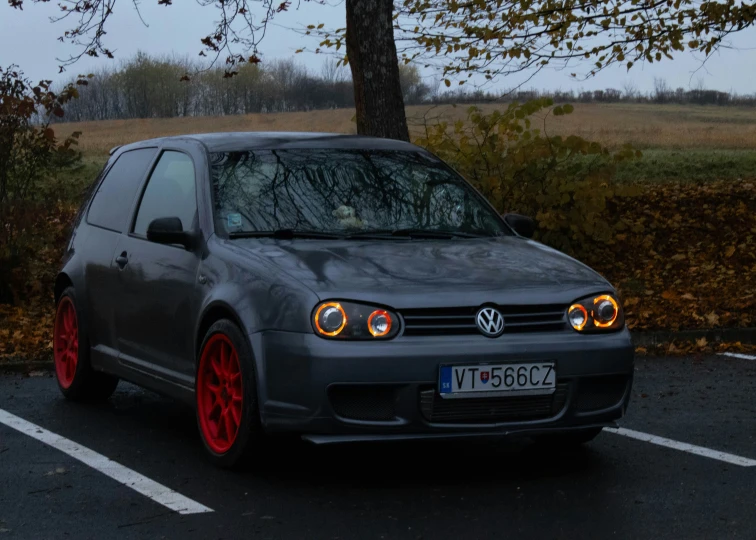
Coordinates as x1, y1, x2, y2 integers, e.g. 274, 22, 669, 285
567, 293, 624, 332
593, 295, 619, 327
313, 302, 348, 336
312, 301, 400, 340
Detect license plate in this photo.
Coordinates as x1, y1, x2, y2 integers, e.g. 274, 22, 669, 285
439, 362, 556, 398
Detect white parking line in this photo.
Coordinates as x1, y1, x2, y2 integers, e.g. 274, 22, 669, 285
718, 352, 756, 361
0, 408, 213, 514
606, 427, 756, 467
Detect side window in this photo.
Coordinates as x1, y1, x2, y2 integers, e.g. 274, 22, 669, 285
87, 148, 158, 232
133, 151, 197, 236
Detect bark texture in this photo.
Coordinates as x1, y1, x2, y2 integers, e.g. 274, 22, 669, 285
345, 0, 410, 141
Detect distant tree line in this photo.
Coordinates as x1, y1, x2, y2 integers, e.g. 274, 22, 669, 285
433, 77, 755, 107
57, 52, 434, 122
56, 52, 756, 123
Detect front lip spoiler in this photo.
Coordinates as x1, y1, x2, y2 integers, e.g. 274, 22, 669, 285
299, 421, 618, 445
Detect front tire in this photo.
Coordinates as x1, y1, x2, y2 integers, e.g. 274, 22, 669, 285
195, 319, 262, 469
53, 287, 119, 402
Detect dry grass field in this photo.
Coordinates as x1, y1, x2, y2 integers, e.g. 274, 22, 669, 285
53, 102, 756, 155
53, 102, 756, 183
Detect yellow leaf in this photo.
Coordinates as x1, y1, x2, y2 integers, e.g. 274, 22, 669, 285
696, 337, 708, 348
705, 312, 720, 326
724, 246, 736, 258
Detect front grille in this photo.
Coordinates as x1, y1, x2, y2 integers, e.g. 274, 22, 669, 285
419, 383, 569, 424
400, 305, 567, 337
328, 385, 397, 422
574, 375, 629, 412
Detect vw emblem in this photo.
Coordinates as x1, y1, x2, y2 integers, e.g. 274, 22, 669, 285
476, 307, 505, 337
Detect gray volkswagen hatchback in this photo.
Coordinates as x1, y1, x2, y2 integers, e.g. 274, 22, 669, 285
53, 132, 633, 468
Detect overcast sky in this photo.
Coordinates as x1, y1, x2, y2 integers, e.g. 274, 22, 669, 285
3, 0, 756, 94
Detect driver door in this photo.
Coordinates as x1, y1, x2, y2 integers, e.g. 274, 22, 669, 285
112, 149, 201, 384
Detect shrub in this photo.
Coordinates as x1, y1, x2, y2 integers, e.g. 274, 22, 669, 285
0, 65, 83, 304
413, 99, 641, 255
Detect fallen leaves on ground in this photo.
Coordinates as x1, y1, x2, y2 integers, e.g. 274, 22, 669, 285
0, 298, 55, 362
584, 179, 756, 332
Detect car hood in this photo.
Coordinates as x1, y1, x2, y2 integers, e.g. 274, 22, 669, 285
229, 237, 613, 309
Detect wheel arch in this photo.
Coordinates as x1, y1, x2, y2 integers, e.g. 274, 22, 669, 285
54, 273, 74, 304
195, 301, 248, 360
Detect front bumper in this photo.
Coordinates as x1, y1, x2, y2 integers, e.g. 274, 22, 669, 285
249, 328, 634, 443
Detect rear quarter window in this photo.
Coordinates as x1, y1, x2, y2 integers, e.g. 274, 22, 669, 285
86, 148, 158, 232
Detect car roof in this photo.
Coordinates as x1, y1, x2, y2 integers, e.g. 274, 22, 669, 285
111, 131, 426, 155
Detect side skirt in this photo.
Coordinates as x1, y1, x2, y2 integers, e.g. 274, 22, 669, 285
91, 345, 195, 406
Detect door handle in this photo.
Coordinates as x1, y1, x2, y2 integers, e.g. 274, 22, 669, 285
115, 252, 128, 269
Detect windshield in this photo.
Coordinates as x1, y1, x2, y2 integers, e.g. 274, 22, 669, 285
209, 149, 510, 238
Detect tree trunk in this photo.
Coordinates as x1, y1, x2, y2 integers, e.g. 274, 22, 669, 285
345, 0, 410, 142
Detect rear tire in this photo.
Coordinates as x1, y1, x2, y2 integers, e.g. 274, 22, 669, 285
533, 427, 603, 447
195, 319, 262, 469
53, 287, 119, 402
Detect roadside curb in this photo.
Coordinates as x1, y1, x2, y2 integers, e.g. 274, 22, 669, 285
632, 327, 756, 347
0, 359, 53, 375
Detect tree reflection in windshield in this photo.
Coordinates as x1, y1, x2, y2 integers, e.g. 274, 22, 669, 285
209, 149, 509, 237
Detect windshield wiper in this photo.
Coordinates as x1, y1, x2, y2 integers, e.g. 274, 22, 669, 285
346, 228, 490, 239
228, 229, 346, 240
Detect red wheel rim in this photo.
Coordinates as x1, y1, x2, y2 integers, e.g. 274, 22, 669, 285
197, 334, 243, 454
53, 297, 79, 389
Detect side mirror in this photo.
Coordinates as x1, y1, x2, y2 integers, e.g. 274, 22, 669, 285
146, 217, 196, 250
503, 213, 536, 238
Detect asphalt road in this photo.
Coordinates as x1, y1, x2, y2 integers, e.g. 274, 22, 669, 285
1, 354, 755, 540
